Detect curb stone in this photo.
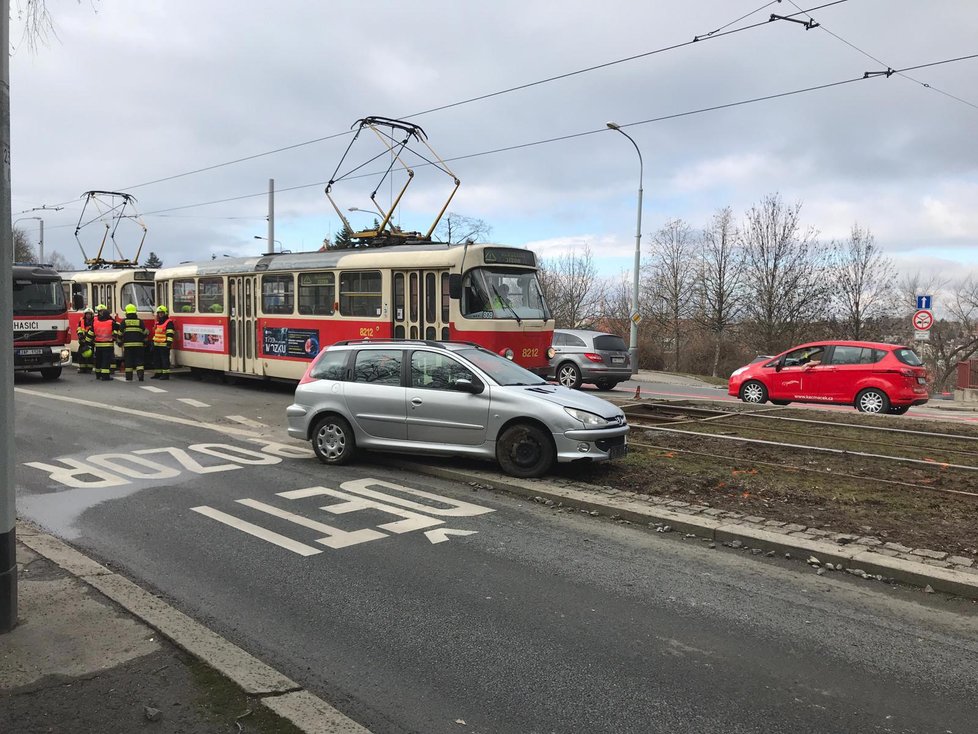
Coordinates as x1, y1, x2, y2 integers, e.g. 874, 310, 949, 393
17, 523, 371, 734
387, 461, 978, 601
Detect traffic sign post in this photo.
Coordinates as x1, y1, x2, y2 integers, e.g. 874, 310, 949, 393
912, 309, 934, 331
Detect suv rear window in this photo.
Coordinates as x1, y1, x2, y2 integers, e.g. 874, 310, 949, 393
593, 335, 627, 351
893, 348, 924, 367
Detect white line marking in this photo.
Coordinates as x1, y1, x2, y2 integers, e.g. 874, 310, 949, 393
140, 385, 167, 393
227, 415, 268, 429
15, 388, 261, 439
178, 398, 210, 408
425, 528, 478, 544
191, 506, 321, 556
236, 499, 387, 549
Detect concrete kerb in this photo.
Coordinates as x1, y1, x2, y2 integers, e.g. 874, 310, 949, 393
16, 523, 371, 734
388, 461, 978, 601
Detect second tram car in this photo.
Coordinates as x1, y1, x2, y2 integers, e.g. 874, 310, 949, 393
153, 243, 554, 380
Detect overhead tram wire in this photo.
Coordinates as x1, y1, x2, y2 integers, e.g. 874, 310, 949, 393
136, 50, 978, 218
34, 0, 848, 211
786, 0, 978, 111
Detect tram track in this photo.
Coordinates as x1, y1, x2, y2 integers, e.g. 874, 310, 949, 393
619, 402, 978, 499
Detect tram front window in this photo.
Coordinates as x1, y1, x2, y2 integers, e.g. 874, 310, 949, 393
122, 282, 156, 311
461, 268, 551, 320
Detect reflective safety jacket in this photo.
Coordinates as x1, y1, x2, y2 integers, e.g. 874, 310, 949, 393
121, 314, 149, 348
77, 321, 94, 349
153, 318, 175, 347
93, 315, 120, 347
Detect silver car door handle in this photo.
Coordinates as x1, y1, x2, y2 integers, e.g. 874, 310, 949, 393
411, 397, 423, 406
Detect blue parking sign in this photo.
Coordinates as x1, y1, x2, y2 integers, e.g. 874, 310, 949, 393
916, 295, 932, 310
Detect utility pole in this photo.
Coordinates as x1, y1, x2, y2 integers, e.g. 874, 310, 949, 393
267, 178, 275, 254
1, 0, 18, 634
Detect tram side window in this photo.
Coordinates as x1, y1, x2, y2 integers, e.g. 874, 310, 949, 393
198, 278, 224, 313
173, 279, 196, 313
298, 272, 335, 315
339, 270, 382, 318
262, 274, 294, 315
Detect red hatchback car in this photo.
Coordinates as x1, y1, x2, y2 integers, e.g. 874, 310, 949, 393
728, 341, 929, 414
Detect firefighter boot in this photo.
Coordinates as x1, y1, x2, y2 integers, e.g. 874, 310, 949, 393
137, 371, 144, 382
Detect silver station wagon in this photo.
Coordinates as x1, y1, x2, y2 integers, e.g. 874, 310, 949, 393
286, 340, 629, 478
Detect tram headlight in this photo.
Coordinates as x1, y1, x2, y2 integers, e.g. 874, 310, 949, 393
501, 348, 514, 360
546, 346, 556, 359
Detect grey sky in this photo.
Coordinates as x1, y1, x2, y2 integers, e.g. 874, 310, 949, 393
10, 0, 978, 281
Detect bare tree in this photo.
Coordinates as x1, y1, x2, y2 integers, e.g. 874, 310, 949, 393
599, 275, 633, 342
13, 227, 35, 262
435, 212, 492, 244
830, 224, 895, 340
926, 279, 978, 392
739, 194, 827, 354
646, 219, 696, 371
694, 207, 743, 377
537, 245, 605, 328
46, 251, 75, 271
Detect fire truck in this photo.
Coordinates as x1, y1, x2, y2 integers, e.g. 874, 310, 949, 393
12, 264, 72, 379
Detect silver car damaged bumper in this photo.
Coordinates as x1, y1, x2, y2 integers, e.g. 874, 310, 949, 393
554, 425, 629, 462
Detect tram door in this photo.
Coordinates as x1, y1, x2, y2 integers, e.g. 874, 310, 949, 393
228, 275, 258, 374
391, 270, 450, 341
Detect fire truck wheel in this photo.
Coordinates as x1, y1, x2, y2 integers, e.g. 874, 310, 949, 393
40, 367, 62, 380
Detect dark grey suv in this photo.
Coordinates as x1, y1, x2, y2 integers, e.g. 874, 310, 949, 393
547, 329, 632, 390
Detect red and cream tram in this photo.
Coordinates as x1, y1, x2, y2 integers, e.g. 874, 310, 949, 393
62, 268, 157, 353
153, 243, 554, 380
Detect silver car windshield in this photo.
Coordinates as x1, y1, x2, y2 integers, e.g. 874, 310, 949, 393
456, 348, 548, 386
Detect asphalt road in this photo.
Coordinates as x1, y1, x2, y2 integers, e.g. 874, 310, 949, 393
13, 370, 978, 733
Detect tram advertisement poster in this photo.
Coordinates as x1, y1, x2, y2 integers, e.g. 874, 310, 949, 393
181, 323, 224, 352
262, 326, 321, 359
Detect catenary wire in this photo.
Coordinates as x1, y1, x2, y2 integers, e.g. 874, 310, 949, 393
786, 0, 978, 110
130, 51, 978, 217
37, 1, 849, 209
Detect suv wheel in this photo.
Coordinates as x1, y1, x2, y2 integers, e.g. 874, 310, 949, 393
855, 388, 890, 414
556, 362, 583, 389
740, 380, 768, 404
888, 405, 910, 415
496, 423, 555, 478
594, 379, 617, 391
312, 414, 356, 465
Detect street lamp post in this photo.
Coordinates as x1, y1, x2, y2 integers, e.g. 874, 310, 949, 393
606, 121, 643, 375
13, 215, 44, 263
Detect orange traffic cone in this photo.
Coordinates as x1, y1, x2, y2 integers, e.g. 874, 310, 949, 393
634, 385, 642, 400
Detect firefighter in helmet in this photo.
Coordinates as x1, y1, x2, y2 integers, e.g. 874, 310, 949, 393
120, 303, 149, 382
92, 304, 121, 381
76, 307, 96, 375
151, 305, 176, 380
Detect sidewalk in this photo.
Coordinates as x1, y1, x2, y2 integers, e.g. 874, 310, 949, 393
631, 369, 724, 389
1, 524, 370, 734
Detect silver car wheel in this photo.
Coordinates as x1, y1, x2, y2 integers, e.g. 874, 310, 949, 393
312, 415, 356, 465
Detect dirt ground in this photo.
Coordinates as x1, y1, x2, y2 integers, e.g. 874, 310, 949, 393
560, 406, 978, 558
